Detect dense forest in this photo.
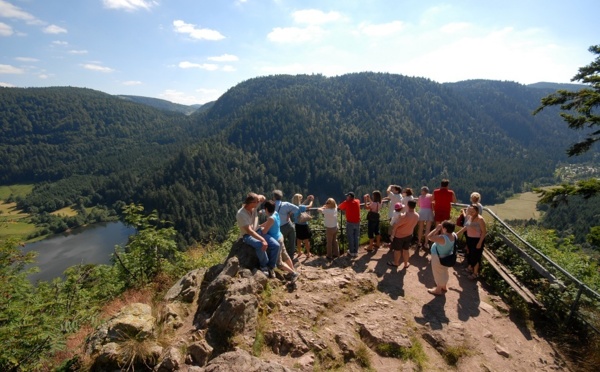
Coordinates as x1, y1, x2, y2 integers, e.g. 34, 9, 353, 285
0, 73, 595, 244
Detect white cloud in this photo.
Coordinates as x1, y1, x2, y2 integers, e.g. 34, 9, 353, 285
15, 57, 38, 62
102, 0, 156, 11
207, 54, 239, 62
38, 74, 49, 79
0, 64, 24, 74
359, 21, 405, 37
441, 22, 471, 33
0, 81, 16, 87
52, 40, 68, 46
178, 61, 219, 71
173, 20, 225, 41
0, 0, 39, 24
292, 9, 342, 25
68, 49, 88, 54
267, 25, 323, 43
82, 63, 114, 73
0, 21, 13, 36
43, 24, 67, 34
122, 80, 142, 85
221, 65, 236, 72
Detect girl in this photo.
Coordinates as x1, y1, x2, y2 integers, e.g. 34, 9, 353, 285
318, 198, 340, 259
292, 193, 314, 258
364, 190, 382, 251
417, 186, 434, 253
457, 205, 487, 280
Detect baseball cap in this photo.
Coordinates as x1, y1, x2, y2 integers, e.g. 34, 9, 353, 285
394, 202, 404, 210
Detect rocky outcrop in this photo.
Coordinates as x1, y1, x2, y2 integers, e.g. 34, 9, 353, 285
85, 243, 569, 371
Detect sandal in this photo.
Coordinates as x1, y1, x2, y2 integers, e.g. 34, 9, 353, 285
427, 288, 443, 296
387, 261, 399, 267
468, 273, 479, 280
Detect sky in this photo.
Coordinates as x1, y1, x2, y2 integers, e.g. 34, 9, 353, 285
0, 0, 598, 105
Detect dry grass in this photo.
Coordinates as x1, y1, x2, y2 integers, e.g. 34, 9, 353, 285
50, 206, 78, 217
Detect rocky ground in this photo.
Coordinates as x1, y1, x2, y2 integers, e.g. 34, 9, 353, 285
257, 244, 568, 371
86, 242, 572, 371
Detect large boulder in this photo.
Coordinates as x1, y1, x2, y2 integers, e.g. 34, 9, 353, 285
226, 239, 259, 270
86, 303, 160, 371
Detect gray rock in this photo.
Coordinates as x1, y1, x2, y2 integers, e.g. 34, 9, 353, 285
156, 346, 183, 372
202, 349, 292, 371
226, 239, 260, 270
164, 268, 207, 303
358, 322, 412, 353
187, 339, 213, 366
209, 294, 259, 336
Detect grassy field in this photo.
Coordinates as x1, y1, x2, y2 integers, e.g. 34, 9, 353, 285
51, 206, 78, 217
0, 201, 37, 242
0, 184, 33, 200
485, 191, 541, 221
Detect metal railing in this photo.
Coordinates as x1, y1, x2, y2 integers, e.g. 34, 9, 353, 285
455, 202, 600, 335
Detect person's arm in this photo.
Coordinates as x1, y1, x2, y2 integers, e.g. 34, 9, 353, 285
452, 191, 457, 203
427, 224, 446, 244
259, 216, 274, 232
304, 195, 314, 208
456, 226, 467, 237
477, 218, 487, 249
241, 224, 267, 249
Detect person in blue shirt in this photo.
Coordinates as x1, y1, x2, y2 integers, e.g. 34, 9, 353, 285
260, 200, 300, 283
273, 190, 300, 259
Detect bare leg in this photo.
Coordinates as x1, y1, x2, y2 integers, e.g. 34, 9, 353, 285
393, 250, 401, 266
305, 240, 311, 256
402, 250, 410, 268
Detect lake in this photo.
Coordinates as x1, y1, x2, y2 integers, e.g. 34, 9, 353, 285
22, 221, 135, 282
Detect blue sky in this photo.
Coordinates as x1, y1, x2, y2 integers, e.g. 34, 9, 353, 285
1, 0, 598, 105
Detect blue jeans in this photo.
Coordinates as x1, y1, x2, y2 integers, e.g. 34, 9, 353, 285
243, 233, 280, 269
346, 222, 360, 254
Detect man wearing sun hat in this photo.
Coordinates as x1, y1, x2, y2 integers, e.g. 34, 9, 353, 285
338, 192, 361, 257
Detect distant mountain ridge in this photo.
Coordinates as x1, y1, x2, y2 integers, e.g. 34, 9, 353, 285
117, 94, 204, 115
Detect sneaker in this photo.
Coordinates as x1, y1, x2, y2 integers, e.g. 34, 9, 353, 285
290, 271, 300, 283
260, 267, 269, 276
268, 269, 276, 278
350, 252, 358, 258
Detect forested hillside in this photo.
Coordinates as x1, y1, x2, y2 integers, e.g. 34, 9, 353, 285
1, 74, 593, 244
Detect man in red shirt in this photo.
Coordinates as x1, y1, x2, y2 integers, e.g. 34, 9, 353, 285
432, 179, 457, 225
389, 200, 420, 268
338, 192, 361, 257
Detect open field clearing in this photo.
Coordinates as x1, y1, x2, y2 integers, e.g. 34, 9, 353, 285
485, 191, 542, 221
51, 206, 78, 217
0, 184, 33, 200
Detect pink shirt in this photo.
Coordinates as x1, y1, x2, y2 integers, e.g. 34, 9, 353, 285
418, 194, 432, 209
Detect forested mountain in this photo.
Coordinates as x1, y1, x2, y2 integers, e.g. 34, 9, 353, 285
134, 73, 593, 243
1, 74, 594, 244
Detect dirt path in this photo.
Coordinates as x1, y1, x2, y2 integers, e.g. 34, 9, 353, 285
263, 243, 569, 371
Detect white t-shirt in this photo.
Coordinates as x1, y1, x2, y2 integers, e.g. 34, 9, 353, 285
387, 192, 403, 219
321, 208, 338, 228
401, 195, 415, 213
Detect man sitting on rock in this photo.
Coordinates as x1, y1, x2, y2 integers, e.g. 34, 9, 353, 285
236, 193, 280, 277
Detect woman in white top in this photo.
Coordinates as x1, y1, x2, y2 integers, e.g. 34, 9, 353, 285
318, 198, 340, 259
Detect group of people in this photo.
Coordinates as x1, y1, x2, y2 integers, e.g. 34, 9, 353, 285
236, 179, 487, 293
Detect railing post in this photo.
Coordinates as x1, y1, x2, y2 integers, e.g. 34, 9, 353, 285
567, 285, 585, 324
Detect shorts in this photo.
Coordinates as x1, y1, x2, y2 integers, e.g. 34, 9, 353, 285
367, 219, 380, 238
391, 235, 412, 251
434, 209, 451, 222
418, 208, 434, 222
295, 223, 312, 240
